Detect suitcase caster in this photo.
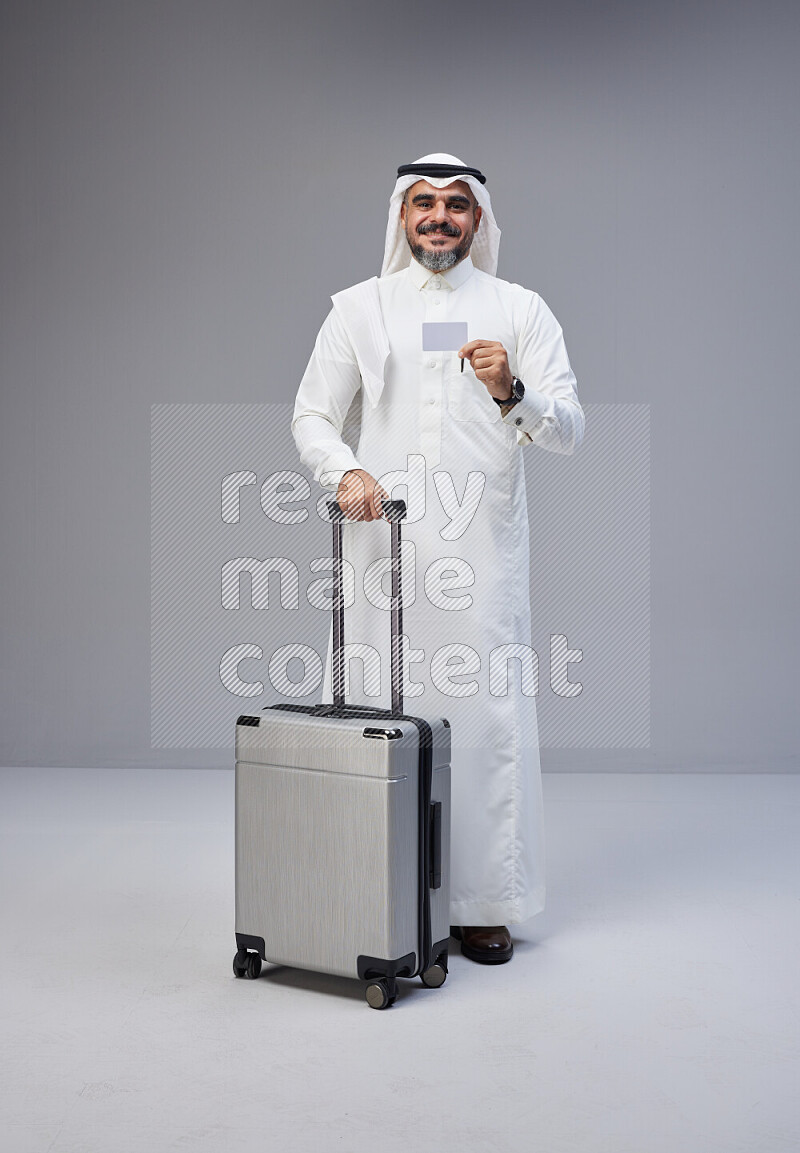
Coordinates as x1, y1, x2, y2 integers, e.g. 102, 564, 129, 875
421, 948, 448, 988
420, 962, 447, 989
233, 950, 262, 980
365, 978, 397, 1009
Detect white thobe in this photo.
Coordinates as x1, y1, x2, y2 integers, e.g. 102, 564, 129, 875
292, 254, 583, 926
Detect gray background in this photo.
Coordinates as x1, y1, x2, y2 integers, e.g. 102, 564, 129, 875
1, 0, 797, 771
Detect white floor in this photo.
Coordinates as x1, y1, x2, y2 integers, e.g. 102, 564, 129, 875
0, 768, 798, 1153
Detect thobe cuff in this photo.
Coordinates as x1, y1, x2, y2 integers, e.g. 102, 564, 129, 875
501, 387, 553, 433
318, 455, 364, 491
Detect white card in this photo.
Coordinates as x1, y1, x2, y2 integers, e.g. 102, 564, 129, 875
422, 322, 468, 352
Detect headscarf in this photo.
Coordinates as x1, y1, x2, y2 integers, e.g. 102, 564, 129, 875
381, 152, 501, 278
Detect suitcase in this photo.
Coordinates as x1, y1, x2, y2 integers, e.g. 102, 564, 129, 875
233, 498, 452, 1009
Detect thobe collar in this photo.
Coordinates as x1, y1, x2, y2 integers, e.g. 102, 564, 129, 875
329, 255, 476, 415
407, 254, 476, 292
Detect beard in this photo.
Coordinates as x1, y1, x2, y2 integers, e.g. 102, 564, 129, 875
406, 221, 475, 271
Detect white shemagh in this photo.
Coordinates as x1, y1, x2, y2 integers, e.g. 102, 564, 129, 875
381, 152, 501, 277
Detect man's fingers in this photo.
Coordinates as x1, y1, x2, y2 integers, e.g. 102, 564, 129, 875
470, 352, 500, 369
336, 471, 391, 523
458, 339, 502, 359
346, 489, 379, 521
341, 484, 370, 521
472, 360, 505, 378
458, 339, 496, 356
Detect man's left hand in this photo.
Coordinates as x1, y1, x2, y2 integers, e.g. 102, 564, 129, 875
458, 340, 513, 402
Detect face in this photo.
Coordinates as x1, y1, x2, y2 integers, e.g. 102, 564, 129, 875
400, 179, 482, 272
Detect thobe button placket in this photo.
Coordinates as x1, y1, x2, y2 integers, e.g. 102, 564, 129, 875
420, 278, 447, 467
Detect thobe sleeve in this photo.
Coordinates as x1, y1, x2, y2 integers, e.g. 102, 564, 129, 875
291, 307, 366, 489
504, 293, 584, 454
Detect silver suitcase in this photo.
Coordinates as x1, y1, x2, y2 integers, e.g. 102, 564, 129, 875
233, 500, 452, 1009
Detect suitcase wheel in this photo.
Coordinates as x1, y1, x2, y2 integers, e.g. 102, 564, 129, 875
420, 962, 447, 989
365, 979, 396, 1009
233, 950, 262, 980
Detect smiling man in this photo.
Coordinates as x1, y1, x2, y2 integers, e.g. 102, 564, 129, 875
292, 153, 584, 965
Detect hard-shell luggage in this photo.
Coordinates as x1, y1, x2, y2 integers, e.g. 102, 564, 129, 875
233, 499, 452, 1008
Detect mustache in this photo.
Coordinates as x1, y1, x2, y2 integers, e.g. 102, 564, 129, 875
416, 221, 461, 237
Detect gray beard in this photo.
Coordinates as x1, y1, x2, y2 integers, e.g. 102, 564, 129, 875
407, 230, 474, 272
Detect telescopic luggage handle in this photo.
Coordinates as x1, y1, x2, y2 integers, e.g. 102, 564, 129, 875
325, 499, 407, 524
325, 499, 407, 715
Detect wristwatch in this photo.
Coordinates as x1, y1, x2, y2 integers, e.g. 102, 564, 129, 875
494, 377, 525, 408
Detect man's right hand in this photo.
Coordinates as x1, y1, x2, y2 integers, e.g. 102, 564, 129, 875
336, 469, 388, 522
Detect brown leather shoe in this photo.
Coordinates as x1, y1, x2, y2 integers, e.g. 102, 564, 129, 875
451, 925, 514, 965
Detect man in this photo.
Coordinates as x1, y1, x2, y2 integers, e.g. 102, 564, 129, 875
292, 153, 584, 964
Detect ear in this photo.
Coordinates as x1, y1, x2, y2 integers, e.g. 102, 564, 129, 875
400, 200, 407, 226
473, 204, 482, 232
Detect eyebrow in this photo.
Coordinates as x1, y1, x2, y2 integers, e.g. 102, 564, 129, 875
411, 192, 472, 207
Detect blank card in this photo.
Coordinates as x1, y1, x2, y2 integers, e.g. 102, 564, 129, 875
422, 322, 468, 352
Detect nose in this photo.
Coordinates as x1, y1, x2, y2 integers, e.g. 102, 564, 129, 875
432, 200, 449, 222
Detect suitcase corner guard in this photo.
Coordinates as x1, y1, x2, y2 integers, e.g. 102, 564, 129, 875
357, 952, 416, 981
236, 932, 267, 960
